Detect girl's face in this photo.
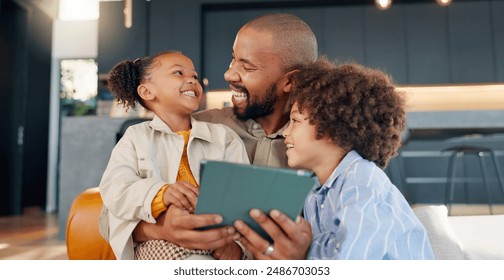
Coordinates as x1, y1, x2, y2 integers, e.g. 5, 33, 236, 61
283, 102, 340, 173
144, 53, 203, 115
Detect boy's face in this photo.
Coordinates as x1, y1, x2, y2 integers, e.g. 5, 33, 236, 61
144, 53, 203, 115
224, 27, 287, 121
283, 102, 339, 172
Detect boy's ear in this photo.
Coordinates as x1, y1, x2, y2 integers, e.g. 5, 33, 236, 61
137, 84, 154, 100
279, 69, 300, 94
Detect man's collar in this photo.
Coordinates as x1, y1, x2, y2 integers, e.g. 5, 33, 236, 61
245, 119, 289, 139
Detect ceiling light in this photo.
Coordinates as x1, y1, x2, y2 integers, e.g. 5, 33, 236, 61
436, 0, 452, 7
375, 0, 392, 11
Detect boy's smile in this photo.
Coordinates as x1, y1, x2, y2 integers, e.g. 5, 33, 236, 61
283, 102, 343, 184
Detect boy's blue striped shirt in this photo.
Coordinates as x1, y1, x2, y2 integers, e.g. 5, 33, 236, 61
304, 150, 434, 260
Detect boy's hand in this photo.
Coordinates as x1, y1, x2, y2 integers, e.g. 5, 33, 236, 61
163, 181, 199, 212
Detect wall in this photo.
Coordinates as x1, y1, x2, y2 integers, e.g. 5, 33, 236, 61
52, 20, 98, 59
57, 116, 124, 239
202, 1, 504, 89
51, 16, 100, 237
47, 18, 98, 213
96, 0, 504, 89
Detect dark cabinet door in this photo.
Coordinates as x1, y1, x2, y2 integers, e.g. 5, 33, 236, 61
98, 0, 148, 75
0, 0, 27, 215
0, 0, 51, 215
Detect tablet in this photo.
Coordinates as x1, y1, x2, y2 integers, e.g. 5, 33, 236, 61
195, 160, 316, 242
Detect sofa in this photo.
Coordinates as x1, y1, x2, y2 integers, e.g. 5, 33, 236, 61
66, 188, 504, 260
66, 187, 115, 260
412, 204, 504, 260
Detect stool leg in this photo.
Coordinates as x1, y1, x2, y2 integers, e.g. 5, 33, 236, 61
478, 153, 493, 215
445, 152, 458, 215
490, 151, 504, 212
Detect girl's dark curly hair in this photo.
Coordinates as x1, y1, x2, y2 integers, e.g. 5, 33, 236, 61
290, 59, 406, 169
106, 51, 181, 111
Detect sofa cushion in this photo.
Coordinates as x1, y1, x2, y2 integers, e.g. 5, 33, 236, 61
449, 214, 504, 260
412, 205, 465, 260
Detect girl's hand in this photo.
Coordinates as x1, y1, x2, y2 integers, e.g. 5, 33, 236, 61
163, 181, 199, 212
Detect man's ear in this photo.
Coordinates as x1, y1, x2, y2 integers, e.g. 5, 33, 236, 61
279, 69, 300, 94
137, 84, 154, 101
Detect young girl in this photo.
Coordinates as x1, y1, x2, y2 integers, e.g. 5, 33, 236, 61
99, 51, 249, 260
281, 59, 434, 259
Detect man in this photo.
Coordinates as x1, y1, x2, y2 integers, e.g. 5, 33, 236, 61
194, 13, 317, 168
131, 13, 318, 260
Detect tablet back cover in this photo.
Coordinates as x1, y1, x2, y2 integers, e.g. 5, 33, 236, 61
195, 160, 315, 241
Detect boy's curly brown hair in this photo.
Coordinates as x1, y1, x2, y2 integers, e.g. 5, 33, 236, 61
290, 59, 406, 169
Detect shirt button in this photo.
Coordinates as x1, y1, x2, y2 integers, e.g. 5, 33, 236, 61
320, 204, 325, 209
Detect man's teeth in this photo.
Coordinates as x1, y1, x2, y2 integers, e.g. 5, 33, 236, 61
182, 91, 196, 97
232, 90, 247, 101
286, 144, 294, 149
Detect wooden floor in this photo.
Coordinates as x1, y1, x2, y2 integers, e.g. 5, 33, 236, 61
0, 204, 503, 260
0, 207, 67, 260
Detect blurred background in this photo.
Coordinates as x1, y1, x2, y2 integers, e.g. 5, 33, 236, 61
1, 0, 504, 253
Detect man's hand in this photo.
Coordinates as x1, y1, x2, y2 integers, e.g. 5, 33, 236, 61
133, 205, 238, 250
234, 209, 312, 260
212, 242, 243, 260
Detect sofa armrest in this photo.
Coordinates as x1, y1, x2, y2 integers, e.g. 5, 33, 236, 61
66, 187, 116, 260
412, 205, 465, 260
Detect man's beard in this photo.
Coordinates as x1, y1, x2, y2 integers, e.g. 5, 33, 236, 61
233, 83, 278, 121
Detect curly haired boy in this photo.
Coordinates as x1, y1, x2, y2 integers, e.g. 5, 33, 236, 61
282, 59, 434, 259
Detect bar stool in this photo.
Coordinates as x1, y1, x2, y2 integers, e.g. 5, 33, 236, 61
443, 145, 504, 215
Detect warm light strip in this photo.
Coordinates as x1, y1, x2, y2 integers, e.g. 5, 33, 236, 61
399, 84, 504, 112
205, 91, 232, 110
124, 0, 133, 28
207, 84, 504, 112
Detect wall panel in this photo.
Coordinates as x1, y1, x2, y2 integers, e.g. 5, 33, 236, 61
364, 6, 408, 84
405, 3, 451, 84
448, 2, 495, 83
322, 6, 365, 65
